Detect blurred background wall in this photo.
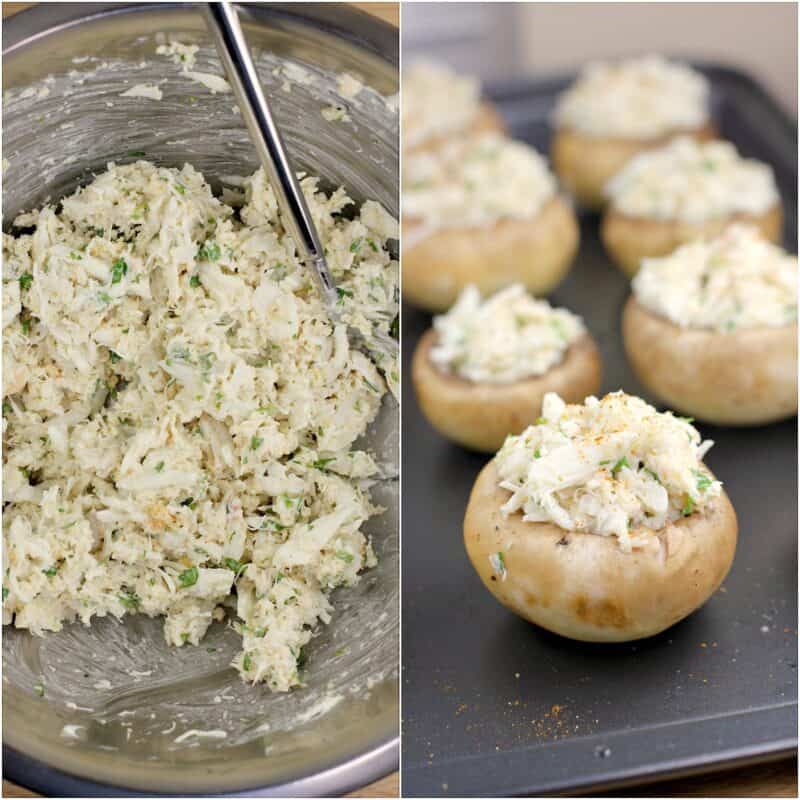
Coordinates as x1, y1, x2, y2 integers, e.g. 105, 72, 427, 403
402, 2, 798, 116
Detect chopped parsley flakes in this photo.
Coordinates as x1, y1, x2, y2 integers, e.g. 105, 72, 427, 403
118, 590, 141, 610
111, 258, 128, 284
197, 240, 221, 261
178, 566, 199, 588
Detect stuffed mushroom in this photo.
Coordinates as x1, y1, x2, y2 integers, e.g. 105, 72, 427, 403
403, 134, 579, 311
412, 285, 602, 452
623, 225, 798, 425
601, 137, 782, 277
552, 56, 715, 209
403, 60, 505, 154
464, 391, 737, 642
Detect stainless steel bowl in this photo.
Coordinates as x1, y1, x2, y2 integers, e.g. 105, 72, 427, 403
2, 3, 398, 795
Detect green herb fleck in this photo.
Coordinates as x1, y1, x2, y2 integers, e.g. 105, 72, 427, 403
175, 182, 186, 195
111, 258, 128, 284
491, 551, 506, 577
19, 272, 33, 291
643, 467, 661, 484
42, 566, 59, 577
197, 241, 221, 261
128, 150, 146, 157
682, 495, 695, 516
611, 456, 630, 476
223, 557, 246, 575
349, 238, 363, 253
336, 286, 354, 302
694, 469, 713, 492
34, 681, 45, 697
155, 461, 165, 472
110, 350, 122, 364
250, 436, 263, 451
549, 318, 568, 342
98, 291, 112, 304
178, 566, 199, 588
118, 590, 141, 610
335, 550, 354, 564
189, 274, 201, 288
243, 653, 253, 671
180, 632, 190, 644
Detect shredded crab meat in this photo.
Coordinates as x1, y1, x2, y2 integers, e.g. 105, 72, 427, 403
402, 133, 556, 240
2, 160, 398, 692
605, 137, 779, 223
495, 392, 721, 552
633, 225, 798, 331
402, 60, 481, 149
553, 55, 709, 140
430, 284, 584, 384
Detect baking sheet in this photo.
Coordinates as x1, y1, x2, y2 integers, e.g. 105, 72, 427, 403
401, 65, 798, 797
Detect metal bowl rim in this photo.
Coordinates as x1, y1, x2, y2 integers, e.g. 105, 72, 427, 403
2, 2, 399, 67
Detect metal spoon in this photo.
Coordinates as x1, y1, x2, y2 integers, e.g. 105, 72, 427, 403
203, 2, 399, 382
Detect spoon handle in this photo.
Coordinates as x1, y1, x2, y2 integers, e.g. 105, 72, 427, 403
203, 2, 339, 309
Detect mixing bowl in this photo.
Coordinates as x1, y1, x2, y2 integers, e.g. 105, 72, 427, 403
2, 3, 398, 795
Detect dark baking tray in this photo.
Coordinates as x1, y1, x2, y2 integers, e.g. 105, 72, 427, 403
401, 65, 798, 797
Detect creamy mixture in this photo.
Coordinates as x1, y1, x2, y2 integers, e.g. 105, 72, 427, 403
403, 133, 557, 241
633, 225, 798, 331
553, 55, 709, 140
155, 40, 199, 70
496, 392, 720, 552
156, 39, 231, 94
606, 137, 779, 223
2, 161, 398, 692
430, 284, 584, 384
402, 61, 481, 150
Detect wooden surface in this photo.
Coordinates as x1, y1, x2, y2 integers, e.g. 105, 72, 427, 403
0, 2, 794, 799
594, 759, 797, 798
1, 2, 31, 14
